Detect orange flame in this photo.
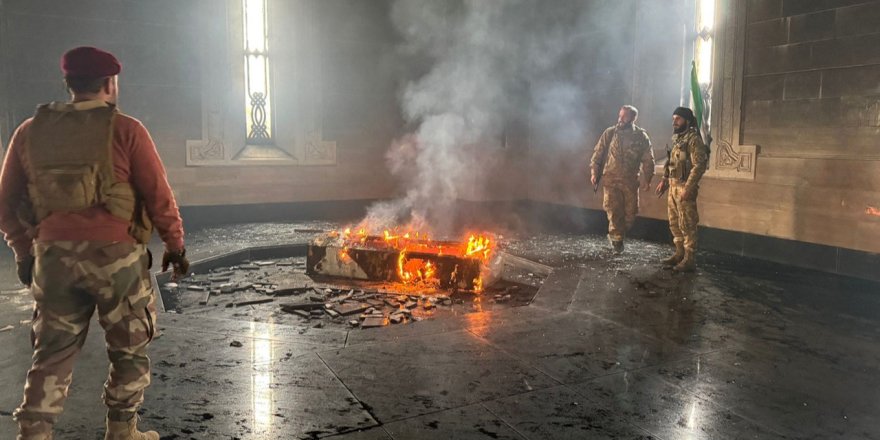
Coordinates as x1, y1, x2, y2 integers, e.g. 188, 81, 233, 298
334, 224, 496, 291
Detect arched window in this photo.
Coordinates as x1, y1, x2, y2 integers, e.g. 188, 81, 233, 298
243, 0, 273, 145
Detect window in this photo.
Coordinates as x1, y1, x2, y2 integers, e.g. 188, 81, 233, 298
692, 0, 716, 129
243, 0, 273, 145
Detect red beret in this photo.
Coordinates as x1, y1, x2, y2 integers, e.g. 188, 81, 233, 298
60, 46, 121, 78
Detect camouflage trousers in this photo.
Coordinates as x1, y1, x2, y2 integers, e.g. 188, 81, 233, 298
603, 183, 640, 241
13, 241, 156, 425
667, 180, 699, 252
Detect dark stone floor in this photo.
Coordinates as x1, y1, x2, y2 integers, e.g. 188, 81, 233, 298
1, 221, 879, 439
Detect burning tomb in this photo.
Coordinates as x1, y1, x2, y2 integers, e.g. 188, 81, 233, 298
307, 228, 494, 291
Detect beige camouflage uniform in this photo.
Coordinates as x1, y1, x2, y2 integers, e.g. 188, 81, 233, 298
664, 126, 709, 254
591, 125, 654, 243
14, 241, 155, 426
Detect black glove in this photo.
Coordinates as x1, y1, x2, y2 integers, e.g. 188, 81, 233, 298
162, 248, 190, 280
17, 256, 35, 287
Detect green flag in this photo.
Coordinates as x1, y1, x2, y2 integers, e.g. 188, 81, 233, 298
690, 60, 704, 131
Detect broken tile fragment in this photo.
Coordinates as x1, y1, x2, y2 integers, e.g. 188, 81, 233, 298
290, 309, 311, 319
361, 316, 387, 328
279, 302, 325, 313
273, 286, 310, 296
335, 303, 370, 316
233, 298, 274, 307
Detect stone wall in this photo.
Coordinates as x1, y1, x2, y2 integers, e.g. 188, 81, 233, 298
716, 0, 880, 253
527, 0, 880, 256
0, 0, 400, 208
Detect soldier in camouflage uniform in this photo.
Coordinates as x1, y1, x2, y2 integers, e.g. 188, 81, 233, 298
591, 105, 655, 252
655, 107, 709, 272
0, 47, 189, 440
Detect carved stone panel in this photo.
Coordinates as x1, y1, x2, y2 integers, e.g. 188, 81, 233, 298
704, 0, 758, 181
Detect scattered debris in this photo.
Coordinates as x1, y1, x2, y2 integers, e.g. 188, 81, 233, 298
229, 340, 243, 348
361, 316, 387, 328
273, 286, 310, 297
286, 309, 311, 319
229, 298, 274, 307
160, 252, 542, 332
334, 303, 371, 316
279, 303, 325, 313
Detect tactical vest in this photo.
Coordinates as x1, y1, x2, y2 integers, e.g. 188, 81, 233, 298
667, 128, 697, 181
23, 102, 153, 243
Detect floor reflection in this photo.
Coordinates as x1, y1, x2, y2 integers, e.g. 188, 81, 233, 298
251, 322, 275, 432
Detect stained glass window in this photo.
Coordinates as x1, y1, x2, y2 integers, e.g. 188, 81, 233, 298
243, 0, 273, 145
693, 0, 715, 126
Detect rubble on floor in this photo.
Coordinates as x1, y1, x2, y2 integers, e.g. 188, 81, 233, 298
160, 256, 542, 330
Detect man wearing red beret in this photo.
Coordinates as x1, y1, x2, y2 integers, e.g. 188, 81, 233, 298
0, 46, 189, 440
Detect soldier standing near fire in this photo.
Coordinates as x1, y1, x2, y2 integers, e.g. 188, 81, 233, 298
655, 106, 709, 272
0, 46, 190, 440
590, 105, 655, 253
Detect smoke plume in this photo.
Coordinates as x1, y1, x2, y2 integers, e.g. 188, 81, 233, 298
362, 0, 635, 235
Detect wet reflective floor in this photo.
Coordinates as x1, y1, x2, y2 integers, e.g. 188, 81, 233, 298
1, 221, 880, 439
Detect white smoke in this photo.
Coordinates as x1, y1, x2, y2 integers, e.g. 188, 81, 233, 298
362, 0, 634, 235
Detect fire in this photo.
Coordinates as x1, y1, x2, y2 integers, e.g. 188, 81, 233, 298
397, 250, 437, 285
466, 235, 491, 259
473, 276, 483, 293
333, 224, 495, 291
338, 246, 351, 262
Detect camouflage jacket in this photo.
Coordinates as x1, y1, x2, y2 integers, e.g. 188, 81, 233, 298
590, 125, 654, 187
664, 127, 709, 191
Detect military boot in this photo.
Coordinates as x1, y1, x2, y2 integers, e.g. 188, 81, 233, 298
608, 235, 624, 253
661, 241, 685, 266
104, 413, 159, 440
17, 419, 53, 440
673, 251, 696, 272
